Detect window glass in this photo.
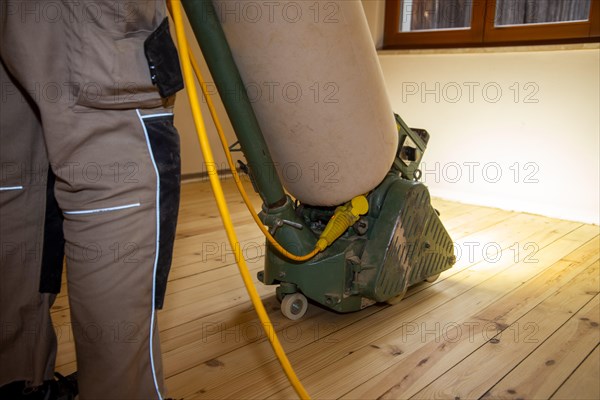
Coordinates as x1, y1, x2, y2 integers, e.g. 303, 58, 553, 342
399, 0, 473, 32
495, 0, 591, 27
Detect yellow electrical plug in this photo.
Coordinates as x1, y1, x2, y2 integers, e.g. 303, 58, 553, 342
316, 195, 369, 251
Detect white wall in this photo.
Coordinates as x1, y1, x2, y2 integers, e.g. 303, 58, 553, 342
379, 47, 599, 224
175, 1, 600, 224
359, 0, 599, 224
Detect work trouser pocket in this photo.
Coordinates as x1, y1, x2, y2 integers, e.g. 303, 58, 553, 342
73, 25, 160, 109
72, 15, 182, 109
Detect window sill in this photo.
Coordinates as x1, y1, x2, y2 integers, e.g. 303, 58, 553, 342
377, 42, 600, 56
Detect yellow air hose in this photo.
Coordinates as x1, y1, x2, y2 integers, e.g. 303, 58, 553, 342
168, 1, 310, 399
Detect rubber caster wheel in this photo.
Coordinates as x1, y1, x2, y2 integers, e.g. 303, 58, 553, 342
386, 289, 407, 305
425, 273, 441, 283
281, 293, 308, 320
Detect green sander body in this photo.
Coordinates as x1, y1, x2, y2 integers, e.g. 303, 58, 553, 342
260, 115, 455, 316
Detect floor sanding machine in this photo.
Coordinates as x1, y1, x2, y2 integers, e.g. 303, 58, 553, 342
182, 0, 455, 320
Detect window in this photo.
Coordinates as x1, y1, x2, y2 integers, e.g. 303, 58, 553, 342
384, 0, 600, 48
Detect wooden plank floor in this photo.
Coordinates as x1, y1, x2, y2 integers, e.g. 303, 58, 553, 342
54, 178, 600, 399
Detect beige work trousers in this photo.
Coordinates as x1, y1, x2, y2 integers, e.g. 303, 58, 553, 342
0, 1, 181, 398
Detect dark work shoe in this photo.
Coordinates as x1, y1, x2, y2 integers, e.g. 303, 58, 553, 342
0, 372, 78, 400
53, 372, 78, 400
0, 380, 53, 400
0, 380, 27, 399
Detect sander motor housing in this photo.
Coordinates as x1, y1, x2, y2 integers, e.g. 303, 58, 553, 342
259, 114, 456, 315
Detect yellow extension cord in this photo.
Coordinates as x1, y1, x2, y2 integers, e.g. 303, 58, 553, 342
168, 1, 311, 399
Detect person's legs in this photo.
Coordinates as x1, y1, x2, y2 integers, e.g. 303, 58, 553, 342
56, 107, 180, 399
0, 1, 181, 398
0, 52, 58, 391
